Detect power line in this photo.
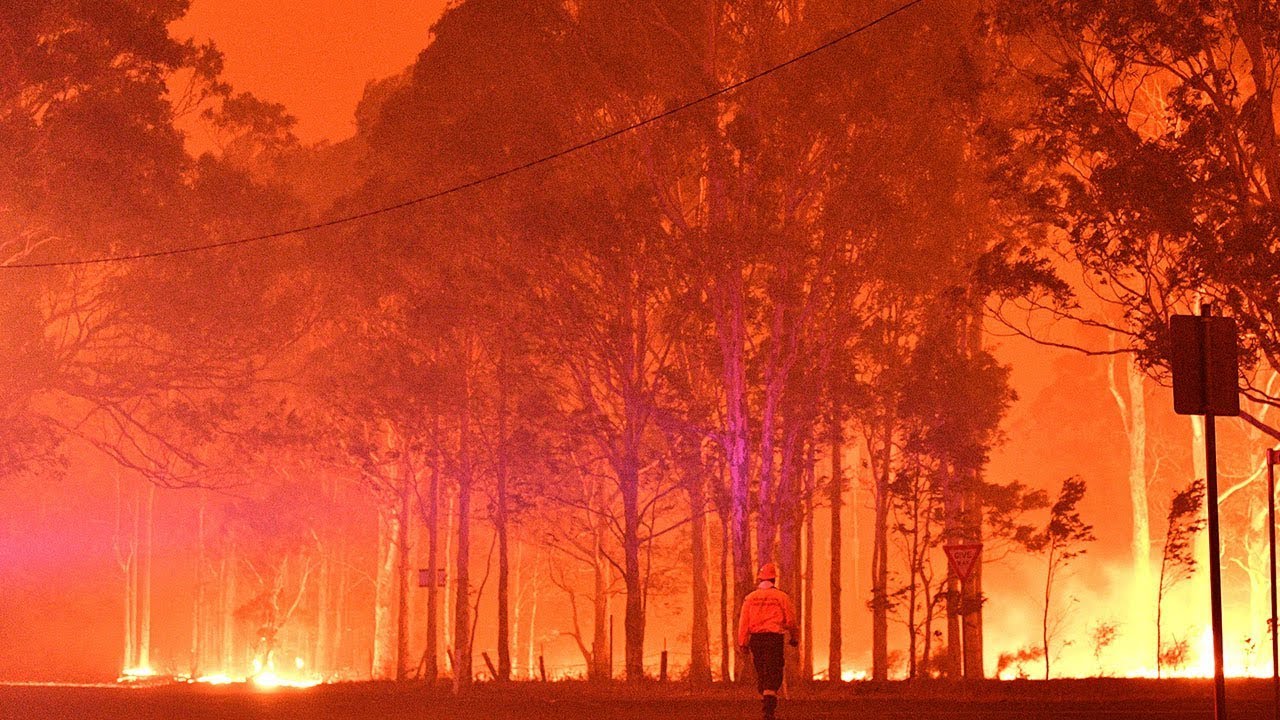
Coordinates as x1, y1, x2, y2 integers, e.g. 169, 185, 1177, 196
4, 0, 930, 270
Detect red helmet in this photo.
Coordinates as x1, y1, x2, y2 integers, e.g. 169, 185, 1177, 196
757, 562, 778, 582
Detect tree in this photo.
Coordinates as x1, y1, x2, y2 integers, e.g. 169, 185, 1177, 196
543, 458, 623, 682
826, 409, 846, 682
1105, 335, 1154, 648
666, 427, 715, 684
985, 0, 1280, 658
1157, 479, 1206, 677
225, 473, 321, 681
985, 0, 1280, 391
0, 0, 298, 487
344, 0, 1036, 686
1029, 476, 1095, 679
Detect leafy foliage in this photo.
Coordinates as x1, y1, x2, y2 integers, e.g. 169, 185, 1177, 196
1156, 478, 1206, 675
1030, 476, 1095, 678
985, 0, 1280, 403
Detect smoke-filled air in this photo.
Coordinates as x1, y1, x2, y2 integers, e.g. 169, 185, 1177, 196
3, 1, 1280, 719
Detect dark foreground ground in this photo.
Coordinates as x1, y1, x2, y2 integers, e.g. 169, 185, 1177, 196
3, 678, 1278, 720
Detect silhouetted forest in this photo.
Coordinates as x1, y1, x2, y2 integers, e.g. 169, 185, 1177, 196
2, 0, 1279, 686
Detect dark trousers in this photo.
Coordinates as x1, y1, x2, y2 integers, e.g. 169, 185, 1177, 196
749, 632, 785, 695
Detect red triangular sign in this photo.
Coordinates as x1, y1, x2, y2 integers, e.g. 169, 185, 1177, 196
944, 544, 982, 582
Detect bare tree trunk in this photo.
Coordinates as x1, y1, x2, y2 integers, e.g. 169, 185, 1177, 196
1108, 338, 1152, 648
1242, 403, 1280, 650
778, 422, 803, 688
719, 510, 731, 682
940, 460, 964, 679
803, 444, 815, 682
528, 567, 539, 680
396, 478, 412, 680
1156, 549, 1167, 677
425, 444, 441, 682
334, 544, 349, 675
496, 398, 512, 682
443, 487, 455, 673
371, 497, 400, 679
454, 392, 474, 688
316, 550, 330, 677
139, 483, 155, 671
688, 469, 712, 684
870, 419, 892, 681
526, 556, 540, 680
222, 543, 237, 675
850, 442, 861, 623
114, 477, 137, 673
1042, 546, 1056, 679
962, 311, 986, 679
512, 543, 523, 679
591, 517, 609, 681
496, 485, 511, 681
620, 452, 646, 681
905, 475, 921, 679
716, 266, 754, 682
828, 416, 843, 682
752, 376, 783, 566
945, 568, 961, 677
191, 493, 205, 677
126, 544, 137, 672
512, 544, 538, 680
961, 492, 986, 679
921, 574, 936, 680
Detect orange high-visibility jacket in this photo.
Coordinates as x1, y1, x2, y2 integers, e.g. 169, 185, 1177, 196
736, 584, 798, 647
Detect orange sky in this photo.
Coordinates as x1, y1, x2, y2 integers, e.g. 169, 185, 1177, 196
174, 0, 450, 144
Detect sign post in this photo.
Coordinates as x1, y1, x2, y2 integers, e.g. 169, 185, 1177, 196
1170, 304, 1239, 720
944, 543, 982, 678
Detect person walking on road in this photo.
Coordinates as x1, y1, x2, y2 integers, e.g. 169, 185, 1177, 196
737, 562, 798, 720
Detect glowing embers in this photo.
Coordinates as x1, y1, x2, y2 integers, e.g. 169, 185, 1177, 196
116, 666, 160, 683
193, 673, 236, 685
249, 656, 320, 689
116, 658, 321, 688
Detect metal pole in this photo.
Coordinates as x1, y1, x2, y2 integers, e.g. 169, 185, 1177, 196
1198, 303, 1226, 720
1206, 413, 1227, 720
1269, 448, 1279, 720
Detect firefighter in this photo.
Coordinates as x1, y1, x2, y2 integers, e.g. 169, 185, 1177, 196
737, 562, 798, 720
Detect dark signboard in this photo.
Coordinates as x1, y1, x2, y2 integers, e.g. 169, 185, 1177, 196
1170, 314, 1239, 417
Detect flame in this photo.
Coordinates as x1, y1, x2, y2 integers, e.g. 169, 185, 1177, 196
246, 655, 321, 689
117, 653, 322, 689
120, 666, 156, 677
117, 665, 320, 688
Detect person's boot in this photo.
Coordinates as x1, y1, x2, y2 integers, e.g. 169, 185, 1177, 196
762, 692, 778, 720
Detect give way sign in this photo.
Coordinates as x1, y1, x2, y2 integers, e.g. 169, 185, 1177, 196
944, 544, 982, 582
